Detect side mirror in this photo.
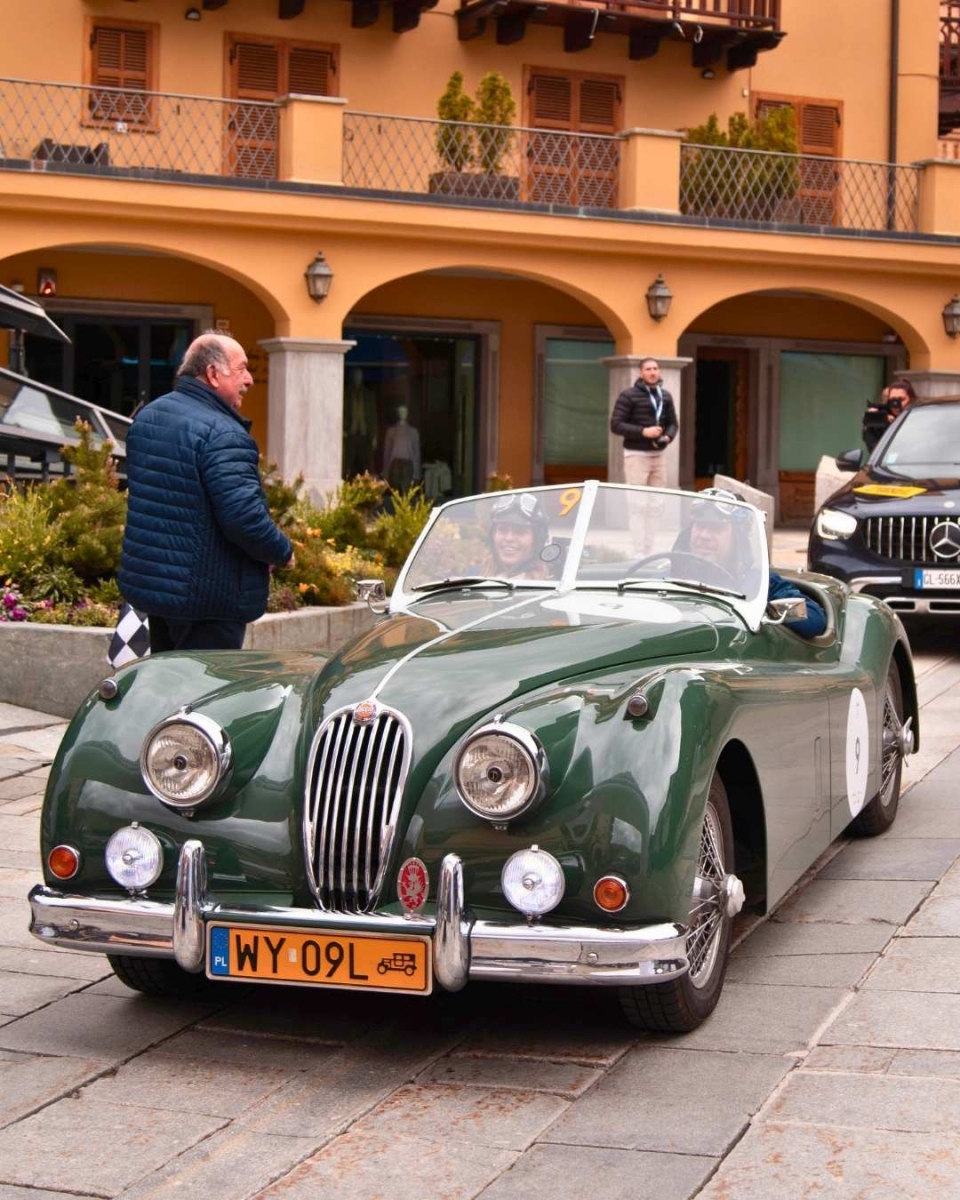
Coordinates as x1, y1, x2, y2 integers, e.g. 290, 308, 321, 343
835, 448, 863, 472
765, 597, 808, 625
355, 578, 388, 615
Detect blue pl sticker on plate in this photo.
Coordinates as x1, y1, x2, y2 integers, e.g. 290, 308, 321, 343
209, 926, 230, 976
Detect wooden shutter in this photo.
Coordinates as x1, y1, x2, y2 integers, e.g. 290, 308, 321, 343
229, 41, 281, 179
88, 23, 153, 126
288, 46, 336, 96
755, 94, 842, 225
525, 70, 621, 207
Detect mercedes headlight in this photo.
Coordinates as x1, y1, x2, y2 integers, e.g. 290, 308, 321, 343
105, 824, 163, 890
816, 508, 858, 541
454, 723, 547, 821
502, 845, 565, 917
140, 711, 231, 810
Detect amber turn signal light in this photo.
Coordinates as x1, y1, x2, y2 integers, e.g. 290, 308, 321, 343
593, 875, 629, 913
48, 845, 80, 880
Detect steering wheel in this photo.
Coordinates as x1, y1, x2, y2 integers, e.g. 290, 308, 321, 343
627, 550, 740, 591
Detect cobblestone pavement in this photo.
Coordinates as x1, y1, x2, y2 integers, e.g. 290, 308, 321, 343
2, 534, 959, 1199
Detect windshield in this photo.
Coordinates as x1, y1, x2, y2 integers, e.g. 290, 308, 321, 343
396, 483, 769, 626
878, 404, 960, 478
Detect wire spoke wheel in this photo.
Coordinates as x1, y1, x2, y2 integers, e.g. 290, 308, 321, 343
619, 773, 736, 1033
851, 661, 906, 838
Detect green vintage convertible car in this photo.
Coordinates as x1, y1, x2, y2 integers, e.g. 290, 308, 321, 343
29, 483, 917, 1032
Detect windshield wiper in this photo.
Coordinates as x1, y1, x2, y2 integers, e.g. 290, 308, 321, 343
411, 576, 516, 594
615, 576, 746, 600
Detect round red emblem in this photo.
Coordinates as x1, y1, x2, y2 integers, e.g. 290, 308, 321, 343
354, 701, 377, 725
398, 857, 429, 913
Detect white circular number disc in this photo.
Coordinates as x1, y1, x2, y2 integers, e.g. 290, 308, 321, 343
846, 687, 869, 818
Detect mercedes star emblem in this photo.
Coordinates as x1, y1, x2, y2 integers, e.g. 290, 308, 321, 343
929, 520, 960, 560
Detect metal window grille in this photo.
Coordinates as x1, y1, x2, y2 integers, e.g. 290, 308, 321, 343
863, 515, 960, 563
343, 111, 623, 209
679, 143, 921, 234
304, 705, 411, 914
0, 77, 279, 181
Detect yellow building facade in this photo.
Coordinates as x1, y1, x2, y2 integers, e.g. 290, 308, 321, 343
2, 0, 959, 516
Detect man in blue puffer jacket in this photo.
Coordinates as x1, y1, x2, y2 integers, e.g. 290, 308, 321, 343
119, 332, 294, 652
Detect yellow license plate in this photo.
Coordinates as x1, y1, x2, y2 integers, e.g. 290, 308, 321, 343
206, 923, 432, 994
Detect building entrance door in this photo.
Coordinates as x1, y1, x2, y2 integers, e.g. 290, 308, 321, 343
343, 329, 480, 499
694, 348, 750, 490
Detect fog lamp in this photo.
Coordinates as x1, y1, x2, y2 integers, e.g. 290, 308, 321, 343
141, 712, 230, 809
48, 845, 80, 880
501, 845, 565, 918
593, 875, 629, 913
105, 824, 163, 891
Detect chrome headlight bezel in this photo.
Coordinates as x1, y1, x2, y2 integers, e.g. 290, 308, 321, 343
454, 722, 548, 822
816, 507, 858, 541
140, 710, 232, 811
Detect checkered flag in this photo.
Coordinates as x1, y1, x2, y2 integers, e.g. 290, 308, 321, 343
108, 602, 151, 669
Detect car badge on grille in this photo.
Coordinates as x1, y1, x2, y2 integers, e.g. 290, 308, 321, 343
353, 700, 378, 725
930, 521, 960, 561
398, 857, 429, 914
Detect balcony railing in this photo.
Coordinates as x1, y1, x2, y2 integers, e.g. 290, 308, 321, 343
343, 111, 622, 208
0, 77, 280, 182
680, 143, 921, 234
600, 0, 779, 28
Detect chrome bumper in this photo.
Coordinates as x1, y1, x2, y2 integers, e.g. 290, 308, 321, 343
29, 842, 689, 988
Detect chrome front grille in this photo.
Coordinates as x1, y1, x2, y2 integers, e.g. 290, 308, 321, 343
863, 515, 960, 564
304, 704, 411, 913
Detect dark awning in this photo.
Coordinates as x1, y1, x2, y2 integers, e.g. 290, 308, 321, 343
0, 285, 70, 343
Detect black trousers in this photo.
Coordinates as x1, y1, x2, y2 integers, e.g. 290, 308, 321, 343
148, 615, 246, 653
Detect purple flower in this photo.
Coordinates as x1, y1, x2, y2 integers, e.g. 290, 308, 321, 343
2, 592, 18, 609
10, 608, 26, 621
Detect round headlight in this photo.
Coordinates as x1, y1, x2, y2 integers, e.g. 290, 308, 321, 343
141, 713, 230, 809
105, 824, 163, 890
454, 723, 546, 821
816, 507, 858, 541
502, 845, 565, 918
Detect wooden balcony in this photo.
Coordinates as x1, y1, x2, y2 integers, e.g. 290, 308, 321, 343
457, 0, 782, 71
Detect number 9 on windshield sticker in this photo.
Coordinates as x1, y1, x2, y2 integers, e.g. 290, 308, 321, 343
846, 687, 869, 817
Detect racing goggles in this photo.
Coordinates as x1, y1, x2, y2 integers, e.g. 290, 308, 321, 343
491, 493, 540, 521
690, 489, 749, 524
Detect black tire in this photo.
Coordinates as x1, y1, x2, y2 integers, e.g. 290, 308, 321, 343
619, 774, 735, 1034
107, 954, 209, 998
849, 663, 905, 838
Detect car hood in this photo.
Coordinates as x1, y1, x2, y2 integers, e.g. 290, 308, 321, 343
310, 589, 723, 734
827, 465, 960, 515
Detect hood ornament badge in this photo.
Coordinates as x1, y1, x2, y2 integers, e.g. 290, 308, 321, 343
353, 700, 378, 725
398, 857, 429, 915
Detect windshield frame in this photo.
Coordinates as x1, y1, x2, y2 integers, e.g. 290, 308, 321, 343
393, 482, 771, 630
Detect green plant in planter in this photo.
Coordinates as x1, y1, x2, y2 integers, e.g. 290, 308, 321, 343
681, 108, 801, 221
436, 71, 475, 173
474, 71, 517, 175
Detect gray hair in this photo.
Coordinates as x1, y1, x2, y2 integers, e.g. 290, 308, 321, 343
176, 331, 232, 381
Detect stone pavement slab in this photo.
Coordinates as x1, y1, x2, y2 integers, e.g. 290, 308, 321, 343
863, 936, 960, 992
725, 950, 877, 988
0, 1052, 107, 1131
646, 983, 847, 1056
479, 1143, 715, 1200
541, 1047, 791, 1156
350, 1082, 569, 1152
0, 968, 89, 1016
823, 990, 960, 1051
0, 816, 38, 853
421, 1054, 603, 1097
121, 1129, 318, 1200
258, 1129, 517, 1200
771, 878, 931, 926
146, 1027, 338, 1074
0, 993, 217, 1061
196, 988, 382, 1045
899, 891, 960, 936
0, 704, 65, 729
454, 1016, 636, 1067
766, 1068, 960, 1133
818, 837, 960, 881
732, 920, 895, 957
0, 1095, 226, 1196
699, 1123, 960, 1198
0, 867, 41, 900
0, 945, 112, 981
0, 726, 67, 759
0, 775, 48, 802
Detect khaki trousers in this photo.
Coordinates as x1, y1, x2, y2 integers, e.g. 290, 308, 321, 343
623, 451, 666, 554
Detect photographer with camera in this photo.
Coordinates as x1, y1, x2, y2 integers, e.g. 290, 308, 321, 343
610, 356, 679, 488
862, 379, 915, 452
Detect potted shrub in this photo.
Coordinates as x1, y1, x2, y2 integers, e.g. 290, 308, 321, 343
680, 107, 801, 223
430, 71, 520, 202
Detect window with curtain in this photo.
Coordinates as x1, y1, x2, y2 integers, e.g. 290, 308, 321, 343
544, 337, 615, 480
779, 351, 886, 470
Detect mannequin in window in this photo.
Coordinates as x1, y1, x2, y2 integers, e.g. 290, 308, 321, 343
344, 366, 378, 478
382, 404, 421, 492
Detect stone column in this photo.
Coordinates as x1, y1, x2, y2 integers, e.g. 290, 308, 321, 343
898, 369, 960, 398
259, 337, 355, 504
601, 354, 692, 488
